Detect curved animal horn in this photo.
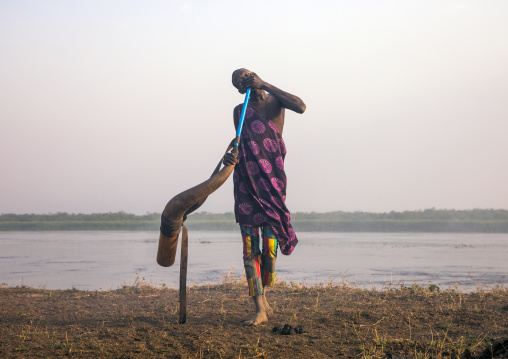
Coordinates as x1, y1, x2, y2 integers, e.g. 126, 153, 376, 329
156, 159, 235, 267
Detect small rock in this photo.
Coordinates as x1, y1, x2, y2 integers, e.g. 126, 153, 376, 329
272, 326, 279, 332
289, 328, 296, 335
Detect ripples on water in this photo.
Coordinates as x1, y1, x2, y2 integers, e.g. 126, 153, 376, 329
0, 231, 506, 292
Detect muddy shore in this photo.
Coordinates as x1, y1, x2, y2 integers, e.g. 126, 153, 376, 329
1, 279, 507, 358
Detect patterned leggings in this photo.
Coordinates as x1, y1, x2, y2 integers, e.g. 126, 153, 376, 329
241, 226, 278, 296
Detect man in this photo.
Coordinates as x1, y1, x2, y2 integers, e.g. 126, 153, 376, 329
224, 68, 306, 326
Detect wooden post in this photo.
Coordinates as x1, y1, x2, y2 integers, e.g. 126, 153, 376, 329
178, 225, 188, 324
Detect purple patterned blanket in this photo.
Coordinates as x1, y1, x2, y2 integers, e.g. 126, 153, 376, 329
233, 106, 298, 255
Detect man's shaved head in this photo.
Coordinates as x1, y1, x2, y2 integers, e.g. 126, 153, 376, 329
232, 68, 249, 87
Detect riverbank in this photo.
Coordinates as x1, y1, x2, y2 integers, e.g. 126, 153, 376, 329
1, 278, 507, 358
2, 209, 508, 232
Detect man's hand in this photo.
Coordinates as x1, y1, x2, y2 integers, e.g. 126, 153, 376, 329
239, 72, 265, 93
223, 152, 239, 166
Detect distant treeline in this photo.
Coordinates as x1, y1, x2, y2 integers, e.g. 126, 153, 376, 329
1, 209, 508, 232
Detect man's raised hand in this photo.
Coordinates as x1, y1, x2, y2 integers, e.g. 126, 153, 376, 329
240, 72, 265, 92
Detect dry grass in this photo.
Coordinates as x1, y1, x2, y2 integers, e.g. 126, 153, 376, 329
1, 274, 507, 358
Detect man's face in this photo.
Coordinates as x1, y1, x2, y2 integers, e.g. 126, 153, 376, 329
232, 69, 251, 93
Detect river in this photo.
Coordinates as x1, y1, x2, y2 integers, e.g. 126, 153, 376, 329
1, 231, 506, 292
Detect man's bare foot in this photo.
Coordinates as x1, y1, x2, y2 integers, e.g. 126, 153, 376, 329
243, 311, 268, 326
263, 296, 273, 316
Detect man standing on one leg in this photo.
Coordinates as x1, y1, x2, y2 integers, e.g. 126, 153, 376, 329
223, 68, 306, 326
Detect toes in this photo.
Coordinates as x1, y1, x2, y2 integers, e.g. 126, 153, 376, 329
251, 319, 264, 326
242, 313, 268, 326
243, 317, 258, 326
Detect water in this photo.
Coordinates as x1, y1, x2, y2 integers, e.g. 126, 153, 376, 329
1, 231, 507, 292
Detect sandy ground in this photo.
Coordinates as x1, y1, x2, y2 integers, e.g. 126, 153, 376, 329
1, 277, 507, 358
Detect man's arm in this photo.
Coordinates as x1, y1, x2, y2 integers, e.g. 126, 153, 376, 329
240, 73, 306, 114
233, 104, 242, 131
223, 106, 243, 167
262, 82, 306, 114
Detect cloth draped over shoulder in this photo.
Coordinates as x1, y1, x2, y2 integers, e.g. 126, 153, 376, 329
233, 106, 298, 255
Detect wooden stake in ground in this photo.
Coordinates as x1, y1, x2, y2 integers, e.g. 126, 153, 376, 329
179, 225, 188, 324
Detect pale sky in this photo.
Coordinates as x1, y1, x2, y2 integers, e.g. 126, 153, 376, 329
1, 0, 507, 215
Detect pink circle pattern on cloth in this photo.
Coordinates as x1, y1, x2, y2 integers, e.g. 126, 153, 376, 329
239, 182, 248, 194
278, 138, 286, 154
267, 120, 280, 133
275, 156, 284, 170
258, 159, 272, 174
270, 195, 283, 209
270, 177, 284, 192
253, 212, 267, 226
248, 141, 260, 155
246, 161, 259, 176
238, 202, 253, 215
263, 138, 278, 152
251, 120, 265, 134
260, 197, 271, 206
266, 209, 280, 220
245, 107, 254, 119
233, 106, 298, 255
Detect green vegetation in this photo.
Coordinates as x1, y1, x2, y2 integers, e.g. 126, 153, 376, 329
0, 212, 159, 231
1, 209, 508, 232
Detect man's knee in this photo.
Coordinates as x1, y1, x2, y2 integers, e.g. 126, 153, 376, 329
242, 226, 261, 259
262, 227, 278, 259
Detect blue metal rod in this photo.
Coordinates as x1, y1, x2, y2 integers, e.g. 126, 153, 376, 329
235, 88, 251, 145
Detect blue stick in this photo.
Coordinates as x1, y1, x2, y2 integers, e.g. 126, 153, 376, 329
234, 88, 251, 147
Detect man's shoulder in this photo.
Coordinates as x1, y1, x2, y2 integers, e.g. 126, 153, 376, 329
234, 103, 243, 114
233, 104, 243, 121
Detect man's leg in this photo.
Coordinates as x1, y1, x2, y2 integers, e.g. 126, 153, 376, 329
261, 226, 278, 316
241, 226, 268, 326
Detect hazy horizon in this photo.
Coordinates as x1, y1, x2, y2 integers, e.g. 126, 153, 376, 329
2, 207, 508, 216
1, 1, 507, 215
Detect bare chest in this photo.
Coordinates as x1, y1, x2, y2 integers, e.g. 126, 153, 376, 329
249, 98, 285, 134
